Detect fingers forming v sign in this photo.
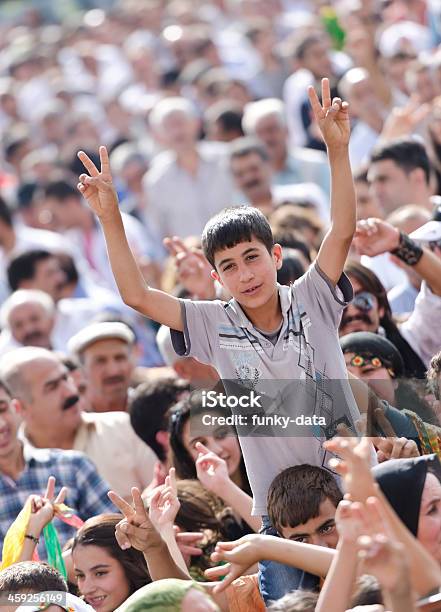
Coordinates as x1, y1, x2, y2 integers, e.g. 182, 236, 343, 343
109, 487, 159, 552
77, 146, 118, 220
308, 77, 350, 148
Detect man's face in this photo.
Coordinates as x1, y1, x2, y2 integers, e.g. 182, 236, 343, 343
8, 302, 54, 348
254, 115, 287, 161
368, 159, 417, 214
45, 196, 81, 231
231, 153, 272, 204
211, 237, 282, 312
19, 357, 81, 437
24, 256, 66, 301
82, 339, 134, 407
354, 179, 384, 220
339, 276, 383, 337
302, 41, 333, 79
158, 111, 199, 152
344, 352, 396, 405
0, 387, 20, 459
280, 498, 338, 548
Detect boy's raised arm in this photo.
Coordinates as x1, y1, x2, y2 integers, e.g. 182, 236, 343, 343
77, 147, 183, 331
309, 79, 356, 286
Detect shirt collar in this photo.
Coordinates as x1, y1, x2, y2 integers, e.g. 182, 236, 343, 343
227, 283, 292, 330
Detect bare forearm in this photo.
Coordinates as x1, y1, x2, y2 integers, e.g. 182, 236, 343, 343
100, 212, 149, 308
316, 540, 358, 612
215, 482, 261, 532
413, 249, 441, 296
143, 541, 190, 582
160, 525, 191, 577
328, 147, 356, 238
259, 535, 334, 577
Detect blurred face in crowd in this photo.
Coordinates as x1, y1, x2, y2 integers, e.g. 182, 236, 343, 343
301, 41, 333, 79
418, 472, 441, 564
344, 352, 396, 405
82, 339, 134, 411
384, 53, 416, 94
183, 414, 242, 479
254, 114, 287, 163
19, 256, 65, 302
344, 76, 384, 131
280, 498, 338, 548
45, 195, 83, 231
17, 357, 81, 439
367, 159, 423, 214
211, 237, 282, 313
231, 152, 272, 205
157, 110, 199, 153
354, 178, 384, 220
74, 544, 130, 612
0, 387, 20, 460
340, 276, 383, 337
7, 301, 54, 349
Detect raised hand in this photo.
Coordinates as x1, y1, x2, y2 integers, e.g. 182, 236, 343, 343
149, 468, 180, 532
205, 534, 264, 592
173, 527, 204, 566
109, 486, 162, 552
77, 146, 119, 221
353, 218, 400, 257
27, 476, 68, 536
334, 499, 364, 544
163, 236, 215, 299
380, 97, 431, 142
308, 78, 350, 150
195, 442, 230, 496
324, 436, 377, 501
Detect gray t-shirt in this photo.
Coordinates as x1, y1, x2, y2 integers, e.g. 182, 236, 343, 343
171, 262, 359, 514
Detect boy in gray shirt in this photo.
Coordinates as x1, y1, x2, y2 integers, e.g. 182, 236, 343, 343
76, 78, 359, 601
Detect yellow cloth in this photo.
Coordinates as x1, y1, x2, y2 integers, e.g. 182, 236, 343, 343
1, 500, 32, 569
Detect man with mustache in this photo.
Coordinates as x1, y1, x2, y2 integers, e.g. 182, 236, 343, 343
230, 137, 328, 220
68, 321, 136, 413
0, 346, 156, 501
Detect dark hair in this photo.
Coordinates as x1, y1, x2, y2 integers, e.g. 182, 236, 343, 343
267, 464, 342, 535
277, 248, 306, 285
271, 228, 312, 262
129, 377, 190, 461
56, 253, 79, 286
202, 206, 274, 268
7, 249, 54, 291
230, 136, 270, 162
0, 561, 67, 593
291, 32, 323, 61
72, 514, 150, 595
370, 137, 431, 185
43, 178, 79, 202
0, 195, 13, 228
205, 102, 244, 137
344, 260, 426, 379
169, 391, 252, 495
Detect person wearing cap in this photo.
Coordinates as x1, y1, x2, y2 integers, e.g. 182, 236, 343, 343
1, 344, 157, 502
68, 321, 136, 413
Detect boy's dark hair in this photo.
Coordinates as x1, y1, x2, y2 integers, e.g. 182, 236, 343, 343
7, 249, 54, 292
370, 137, 431, 185
230, 137, 270, 162
267, 464, 342, 534
202, 206, 274, 268
129, 377, 190, 461
0, 561, 67, 593
43, 178, 79, 202
267, 590, 319, 611
0, 196, 13, 228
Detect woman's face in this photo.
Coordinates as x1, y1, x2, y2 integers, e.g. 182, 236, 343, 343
182, 416, 242, 478
418, 472, 441, 564
73, 544, 131, 612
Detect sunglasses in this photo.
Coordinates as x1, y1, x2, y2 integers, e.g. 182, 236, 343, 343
348, 355, 383, 369
352, 291, 375, 312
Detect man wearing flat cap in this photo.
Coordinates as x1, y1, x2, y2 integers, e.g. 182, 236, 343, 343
68, 321, 136, 413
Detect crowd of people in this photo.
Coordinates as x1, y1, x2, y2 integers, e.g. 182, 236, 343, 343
1, 0, 441, 610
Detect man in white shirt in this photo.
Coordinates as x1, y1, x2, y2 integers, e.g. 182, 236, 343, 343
143, 97, 235, 239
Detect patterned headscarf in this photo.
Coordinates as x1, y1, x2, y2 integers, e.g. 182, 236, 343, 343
116, 579, 219, 612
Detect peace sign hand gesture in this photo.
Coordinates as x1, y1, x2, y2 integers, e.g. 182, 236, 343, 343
77, 146, 119, 221
108, 487, 163, 553
308, 78, 350, 150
